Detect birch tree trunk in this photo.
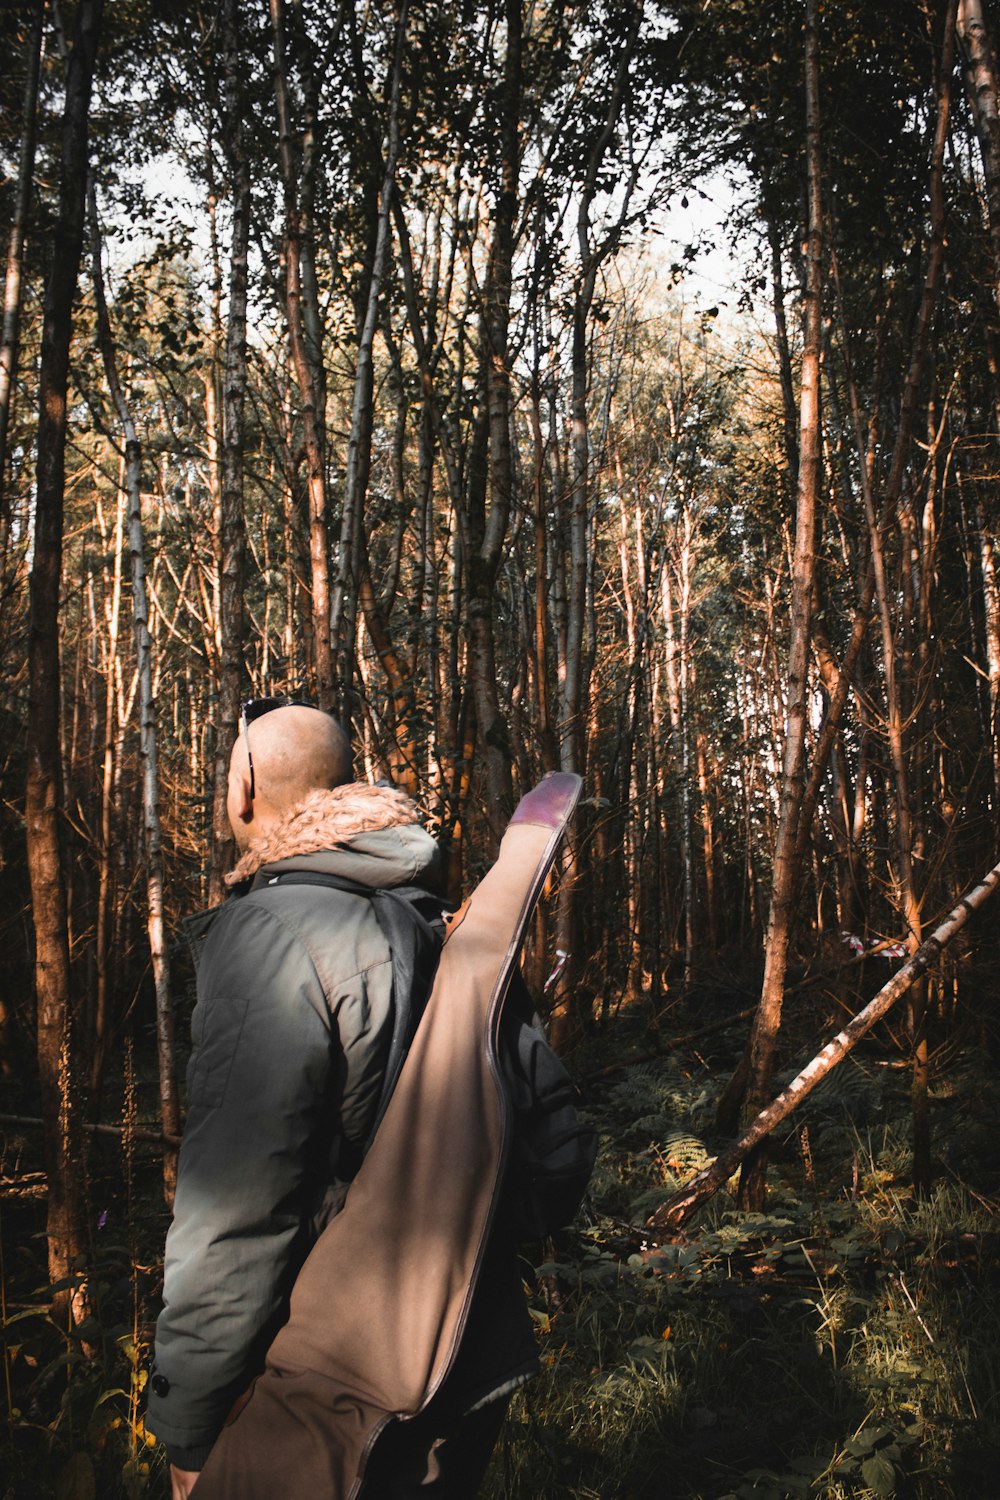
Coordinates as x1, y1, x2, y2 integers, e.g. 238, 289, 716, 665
739, 0, 823, 1211
958, 0, 1000, 302
0, 0, 45, 537
90, 189, 181, 1201
649, 854, 1000, 1234
25, 0, 102, 1306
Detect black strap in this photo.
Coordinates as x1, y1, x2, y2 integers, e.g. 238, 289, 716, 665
262, 871, 447, 1160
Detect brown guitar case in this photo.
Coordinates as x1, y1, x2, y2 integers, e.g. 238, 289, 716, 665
192, 772, 582, 1499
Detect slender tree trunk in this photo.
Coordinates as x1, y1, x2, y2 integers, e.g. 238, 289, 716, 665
767, 206, 799, 491
696, 728, 718, 949
830, 3, 955, 1196
465, 0, 521, 838
529, 381, 557, 771
94, 476, 124, 1100
336, 8, 408, 723
0, 0, 45, 538
977, 499, 1000, 822
90, 189, 181, 1200
551, 10, 641, 1043
739, 0, 823, 1210
25, 0, 103, 1307
958, 0, 1000, 303
677, 516, 696, 985
662, 544, 694, 985
208, 0, 250, 905
270, 0, 334, 709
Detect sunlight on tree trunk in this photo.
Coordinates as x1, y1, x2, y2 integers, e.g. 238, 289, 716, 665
739, 0, 823, 1212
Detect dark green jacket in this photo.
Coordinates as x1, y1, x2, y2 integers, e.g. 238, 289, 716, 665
147, 804, 447, 1467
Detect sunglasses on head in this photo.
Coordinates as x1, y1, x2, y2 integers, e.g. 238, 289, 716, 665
240, 695, 311, 800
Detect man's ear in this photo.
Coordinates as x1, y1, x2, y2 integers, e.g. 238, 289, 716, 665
234, 774, 253, 823
228, 762, 254, 832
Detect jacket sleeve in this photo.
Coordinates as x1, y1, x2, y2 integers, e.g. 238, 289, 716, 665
145, 900, 340, 1463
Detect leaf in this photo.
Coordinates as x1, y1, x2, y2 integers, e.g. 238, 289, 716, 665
56, 1453, 96, 1500
93, 1386, 129, 1408
35, 1274, 86, 1296
69, 1316, 103, 1343
845, 1425, 892, 1457
861, 1452, 897, 1498
0, 1308, 50, 1327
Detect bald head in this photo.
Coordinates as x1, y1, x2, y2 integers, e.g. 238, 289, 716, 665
228, 705, 352, 848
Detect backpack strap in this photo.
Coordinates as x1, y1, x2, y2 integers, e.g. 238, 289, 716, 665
261, 871, 447, 1159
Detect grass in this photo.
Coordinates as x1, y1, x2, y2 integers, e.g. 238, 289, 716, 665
2, 1003, 1000, 1498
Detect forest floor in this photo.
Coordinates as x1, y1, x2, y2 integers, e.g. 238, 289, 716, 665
2, 974, 999, 1499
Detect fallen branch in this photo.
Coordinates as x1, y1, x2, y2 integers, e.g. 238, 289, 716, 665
0, 1113, 181, 1148
583, 1006, 757, 1086
647, 855, 1000, 1235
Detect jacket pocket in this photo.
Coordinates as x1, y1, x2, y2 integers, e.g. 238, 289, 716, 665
187, 995, 251, 1109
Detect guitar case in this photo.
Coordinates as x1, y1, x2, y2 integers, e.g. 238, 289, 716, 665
192, 772, 582, 1499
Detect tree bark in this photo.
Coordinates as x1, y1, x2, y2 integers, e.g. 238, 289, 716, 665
270, 0, 334, 710
466, 0, 521, 839
739, 0, 823, 1211
958, 0, 1000, 303
208, 0, 250, 904
93, 475, 125, 1101
25, 0, 103, 1306
0, 0, 45, 538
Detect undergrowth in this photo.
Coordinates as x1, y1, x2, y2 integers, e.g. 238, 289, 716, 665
484, 1036, 1000, 1499
2, 1009, 1000, 1498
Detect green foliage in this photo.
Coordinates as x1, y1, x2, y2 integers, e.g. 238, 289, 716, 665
0, 1185, 166, 1500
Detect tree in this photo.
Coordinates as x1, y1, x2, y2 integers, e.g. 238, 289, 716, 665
207, 0, 251, 905
25, 0, 103, 1304
0, 0, 45, 536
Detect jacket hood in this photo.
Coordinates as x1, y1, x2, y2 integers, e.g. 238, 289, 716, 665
226, 783, 439, 890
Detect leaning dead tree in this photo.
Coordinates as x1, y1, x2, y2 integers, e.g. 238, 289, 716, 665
647, 853, 1000, 1235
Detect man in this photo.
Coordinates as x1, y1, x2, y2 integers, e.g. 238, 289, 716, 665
146, 703, 536, 1498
